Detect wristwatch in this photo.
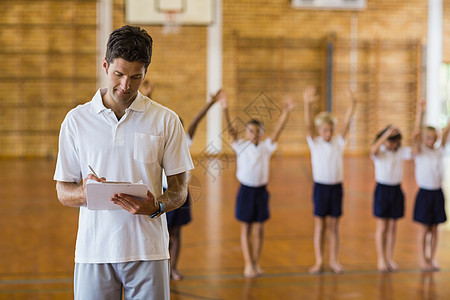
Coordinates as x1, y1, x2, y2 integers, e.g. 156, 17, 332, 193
150, 201, 164, 218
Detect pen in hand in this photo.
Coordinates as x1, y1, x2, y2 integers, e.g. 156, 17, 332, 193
88, 165, 99, 178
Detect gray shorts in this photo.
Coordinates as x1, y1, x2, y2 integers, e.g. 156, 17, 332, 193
74, 260, 170, 300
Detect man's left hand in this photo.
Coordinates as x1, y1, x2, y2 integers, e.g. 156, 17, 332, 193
111, 190, 158, 215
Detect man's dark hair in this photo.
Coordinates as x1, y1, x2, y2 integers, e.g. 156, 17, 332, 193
105, 25, 153, 70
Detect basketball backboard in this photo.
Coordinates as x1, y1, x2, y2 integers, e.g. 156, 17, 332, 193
125, 0, 215, 25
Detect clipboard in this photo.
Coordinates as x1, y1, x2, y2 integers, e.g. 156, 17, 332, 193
86, 180, 148, 210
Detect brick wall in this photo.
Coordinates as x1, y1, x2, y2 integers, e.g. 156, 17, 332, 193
444, 1, 450, 62
110, 0, 431, 156
0, 0, 446, 157
0, 0, 97, 158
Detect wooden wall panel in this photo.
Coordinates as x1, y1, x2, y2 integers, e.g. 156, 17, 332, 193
0, 0, 444, 157
0, 0, 98, 158
232, 37, 421, 155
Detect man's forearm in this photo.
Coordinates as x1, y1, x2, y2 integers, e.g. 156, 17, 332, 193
158, 172, 189, 212
56, 181, 86, 207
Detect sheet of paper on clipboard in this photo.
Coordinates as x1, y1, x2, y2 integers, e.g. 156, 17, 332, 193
86, 180, 148, 210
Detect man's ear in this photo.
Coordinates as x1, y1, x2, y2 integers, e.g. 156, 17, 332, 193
102, 58, 108, 74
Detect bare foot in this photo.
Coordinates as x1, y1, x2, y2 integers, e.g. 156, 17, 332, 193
254, 265, 264, 276
309, 263, 323, 274
430, 260, 440, 271
170, 269, 183, 281
244, 266, 257, 278
377, 260, 389, 272
387, 260, 399, 272
330, 263, 344, 274
420, 262, 433, 272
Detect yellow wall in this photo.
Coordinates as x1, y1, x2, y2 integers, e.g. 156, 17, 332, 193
0, 0, 448, 157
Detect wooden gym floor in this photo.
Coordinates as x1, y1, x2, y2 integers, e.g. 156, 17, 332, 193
1, 155, 450, 299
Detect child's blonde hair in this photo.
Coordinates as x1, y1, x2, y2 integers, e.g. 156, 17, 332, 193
423, 125, 437, 134
314, 111, 337, 129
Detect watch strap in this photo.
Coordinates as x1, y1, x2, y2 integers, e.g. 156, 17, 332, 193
150, 201, 164, 218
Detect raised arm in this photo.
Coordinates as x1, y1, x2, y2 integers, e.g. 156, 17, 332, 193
370, 125, 398, 156
412, 98, 426, 155
441, 119, 450, 147
303, 86, 318, 138
270, 96, 296, 143
187, 89, 222, 140
340, 88, 357, 139
219, 92, 238, 141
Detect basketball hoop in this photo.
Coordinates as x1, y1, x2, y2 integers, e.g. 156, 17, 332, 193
162, 9, 183, 34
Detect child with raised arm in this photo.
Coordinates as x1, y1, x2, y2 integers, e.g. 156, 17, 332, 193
303, 86, 357, 274
371, 125, 411, 272
141, 80, 222, 280
220, 91, 295, 278
412, 98, 450, 271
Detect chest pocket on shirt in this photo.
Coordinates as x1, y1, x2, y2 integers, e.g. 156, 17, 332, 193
133, 133, 162, 164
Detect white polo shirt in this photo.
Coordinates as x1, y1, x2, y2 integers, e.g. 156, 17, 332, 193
307, 134, 346, 185
232, 138, 277, 187
54, 89, 194, 263
371, 145, 411, 185
414, 145, 444, 190
162, 134, 192, 189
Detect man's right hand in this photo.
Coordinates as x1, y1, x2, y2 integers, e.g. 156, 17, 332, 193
83, 174, 106, 192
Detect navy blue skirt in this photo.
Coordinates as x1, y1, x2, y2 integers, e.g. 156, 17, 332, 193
414, 188, 447, 225
313, 182, 343, 217
373, 183, 404, 219
166, 190, 192, 228
235, 184, 270, 223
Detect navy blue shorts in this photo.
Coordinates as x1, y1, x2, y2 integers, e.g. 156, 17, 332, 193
414, 188, 447, 225
373, 183, 404, 219
313, 182, 343, 217
235, 184, 269, 223
166, 191, 192, 228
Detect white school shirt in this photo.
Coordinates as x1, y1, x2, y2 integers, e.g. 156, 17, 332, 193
414, 144, 444, 190
371, 145, 411, 185
54, 89, 194, 263
306, 135, 346, 185
232, 138, 277, 187
162, 134, 192, 189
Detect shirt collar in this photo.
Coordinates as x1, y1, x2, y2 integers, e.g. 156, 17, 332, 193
128, 91, 147, 112
318, 136, 329, 143
91, 89, 147, 114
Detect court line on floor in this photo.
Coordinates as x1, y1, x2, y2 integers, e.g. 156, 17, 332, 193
175, 267, 450, 282
0, 277, 72, 285
171, 289, 223, 300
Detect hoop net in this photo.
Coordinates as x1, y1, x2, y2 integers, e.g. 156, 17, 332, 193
162, 10, 183, 35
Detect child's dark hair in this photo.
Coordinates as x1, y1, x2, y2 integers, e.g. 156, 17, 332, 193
375, 125, 402, 142
246, 119, 264, 129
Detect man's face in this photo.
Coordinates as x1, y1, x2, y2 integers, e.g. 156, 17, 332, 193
103, 57, 146, 108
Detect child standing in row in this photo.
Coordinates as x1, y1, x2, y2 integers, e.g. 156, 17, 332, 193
370, 125, 411, 272
303, 86, 357, 274
412, 98, 450, 271
220, 92, 295, 278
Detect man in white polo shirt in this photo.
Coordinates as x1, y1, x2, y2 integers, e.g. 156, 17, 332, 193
54, 25, 194, 300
